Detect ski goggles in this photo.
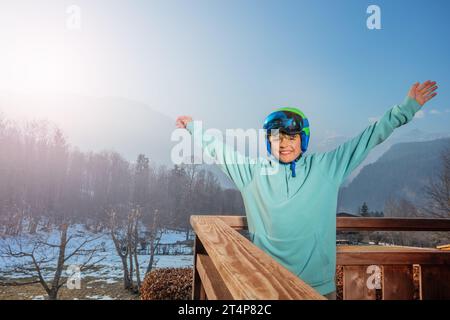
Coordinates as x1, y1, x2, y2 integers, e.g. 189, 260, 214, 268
263, 111, 304, 135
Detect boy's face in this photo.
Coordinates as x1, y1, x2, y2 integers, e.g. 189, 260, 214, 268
269, 132, 302, 163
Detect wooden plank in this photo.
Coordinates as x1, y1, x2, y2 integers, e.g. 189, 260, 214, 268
190, 215, 247, 229
420, 264, 450, 300
190, 215, 325, 300
338, 245, 438, 252
192, 235, 206, 300
196, 254, 233, 300
212, 215, 247, 229
382, 265, 415, 300
198, 282, 206, 300
194, 215, 450, 231
337, 246, 450, 265
343, 265, 376, 300
197, 215, 450, 231
337, 217, 450, 231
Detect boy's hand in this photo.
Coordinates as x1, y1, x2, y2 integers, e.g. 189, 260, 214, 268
408, 80, 438, 106
175, 115, 193, 129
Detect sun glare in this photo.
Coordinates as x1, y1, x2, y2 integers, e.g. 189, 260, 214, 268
4, 38, 84, 94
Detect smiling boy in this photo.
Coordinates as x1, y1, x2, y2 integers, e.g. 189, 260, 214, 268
175, 81, 438, 298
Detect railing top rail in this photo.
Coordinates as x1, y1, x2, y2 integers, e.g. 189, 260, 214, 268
336, 245, 450, 265
190, 215, 325, 300
202, 215, 450, 231
336, 217, 450, 231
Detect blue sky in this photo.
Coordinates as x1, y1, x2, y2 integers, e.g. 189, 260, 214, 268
1, 0, 449, 148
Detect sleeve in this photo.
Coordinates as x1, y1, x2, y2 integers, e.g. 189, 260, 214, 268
186, 121, 257, 190
317, 95, 422, 185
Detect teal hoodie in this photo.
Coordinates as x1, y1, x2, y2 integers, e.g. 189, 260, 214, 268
186, 96, 422, 296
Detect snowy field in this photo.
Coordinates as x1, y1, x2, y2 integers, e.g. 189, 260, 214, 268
0, 224, 194, 284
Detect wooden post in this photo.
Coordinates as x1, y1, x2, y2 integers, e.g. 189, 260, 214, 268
420, 264, 450, 300
382, 265, 415, 300
192, 234, 206, 300
342, 265, 376, 300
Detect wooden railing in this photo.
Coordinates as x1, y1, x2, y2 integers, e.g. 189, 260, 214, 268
337, 217, 450, 300
190, 215, 325, 300
191, 215, 450, 300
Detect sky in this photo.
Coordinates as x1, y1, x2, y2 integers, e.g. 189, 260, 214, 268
0, 0, 449, 149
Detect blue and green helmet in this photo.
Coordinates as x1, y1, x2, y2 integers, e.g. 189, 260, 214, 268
263, 107, 310, 155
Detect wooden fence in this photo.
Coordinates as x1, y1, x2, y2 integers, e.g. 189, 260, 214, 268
191, 215, 450, 300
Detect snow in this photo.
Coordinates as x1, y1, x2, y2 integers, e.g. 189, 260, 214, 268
86, 278, 118, 285
104, 278, 118, 284
85, 295, 113, 300
0, 224, 193, 282
159, 229, 191, 243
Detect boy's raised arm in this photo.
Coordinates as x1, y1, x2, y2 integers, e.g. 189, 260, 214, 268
317, 81, 438, 185
175, 116, 256, 190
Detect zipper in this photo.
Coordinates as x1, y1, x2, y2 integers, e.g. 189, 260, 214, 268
285, 165, 289, 198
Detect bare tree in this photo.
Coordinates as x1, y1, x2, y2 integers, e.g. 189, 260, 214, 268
131, 209, 142, 290
109, 208, 142, 292
181, 161, 200, 240
109, 209, 132, 290
0, 223, 105, 300
422, 146, 450, 218
145, 209, 163, 275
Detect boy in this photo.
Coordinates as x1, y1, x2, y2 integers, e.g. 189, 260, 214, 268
175, 81, 437, 298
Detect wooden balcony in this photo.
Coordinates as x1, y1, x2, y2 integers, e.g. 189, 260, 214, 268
190, 215, 450, 300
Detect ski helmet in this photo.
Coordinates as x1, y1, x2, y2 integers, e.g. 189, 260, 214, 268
263, 107, 310, 177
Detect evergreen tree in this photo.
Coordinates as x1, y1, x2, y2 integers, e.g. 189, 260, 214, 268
360, 202, 369, 217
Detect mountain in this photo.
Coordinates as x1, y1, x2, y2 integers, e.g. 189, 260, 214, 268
337, 138, 450, 213
311, 128, 450, 186
0, 93, 177, 164
0, 93, 237, 188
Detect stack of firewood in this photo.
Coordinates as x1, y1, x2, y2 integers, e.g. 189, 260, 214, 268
335, 266, 343, 300
140, 268, 193, 300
